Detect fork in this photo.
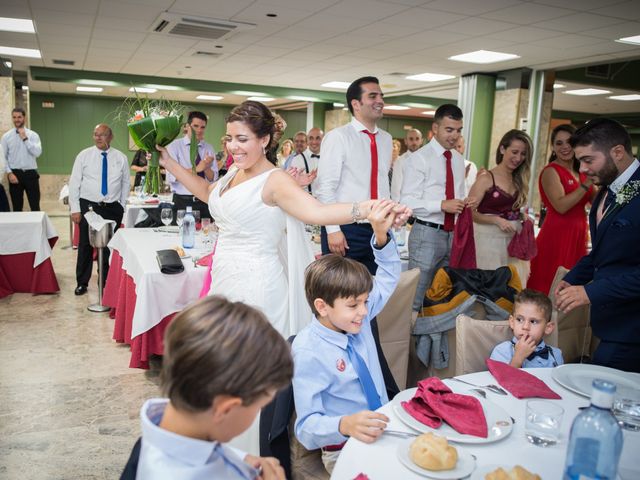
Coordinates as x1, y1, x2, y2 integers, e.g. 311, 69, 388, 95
450, 377, 508, 395
384, 429, 419, 438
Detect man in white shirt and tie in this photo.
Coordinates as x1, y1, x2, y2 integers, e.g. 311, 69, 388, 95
401, 104, 478, 312
390, 128, 423, 201
69, 124, 130, 296
289, 127, 323, 194
316, 76, 392, 275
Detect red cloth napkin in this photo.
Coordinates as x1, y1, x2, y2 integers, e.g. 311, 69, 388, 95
450, 207, 476, 269
486, 359, 561, 399
401, 377, 488, 438
353, 474, 369, 480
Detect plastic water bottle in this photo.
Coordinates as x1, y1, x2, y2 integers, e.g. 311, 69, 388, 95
563, 379, 623, 480
182, 206, 195, 249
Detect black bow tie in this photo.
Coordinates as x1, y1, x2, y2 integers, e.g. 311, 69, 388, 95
311, 154, 320, 158
511, 341, 549, 361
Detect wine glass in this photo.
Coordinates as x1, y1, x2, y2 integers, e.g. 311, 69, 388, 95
176, 209, 186, 236
201, 218, 211, 248
160, 208, 173, 227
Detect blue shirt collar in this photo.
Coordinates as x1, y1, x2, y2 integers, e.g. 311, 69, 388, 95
310, 317, 349, 350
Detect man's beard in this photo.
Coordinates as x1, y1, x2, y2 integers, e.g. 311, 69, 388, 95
594, 153, 619, 186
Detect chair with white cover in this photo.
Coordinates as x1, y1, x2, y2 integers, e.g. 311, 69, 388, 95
376, 268, 420, 390
548, 266, 594, 363
454, 314, 512, 376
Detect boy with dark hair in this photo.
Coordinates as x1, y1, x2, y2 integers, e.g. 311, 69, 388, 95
491, 288, 564, 368
132, 296, 291, 479
292, 199, 409, 474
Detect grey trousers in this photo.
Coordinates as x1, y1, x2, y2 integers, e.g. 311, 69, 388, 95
408, 222, 453, 312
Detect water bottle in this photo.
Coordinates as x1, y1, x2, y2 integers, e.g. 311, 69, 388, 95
182, 206, 195, 249
563, 379, 623, 480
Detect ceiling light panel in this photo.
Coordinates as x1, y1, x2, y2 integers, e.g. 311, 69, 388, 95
406, 73, 455, 82
449, 50, 519, 64
0, 17, 35, 34
129, 87, 157, 93
247, 96, 274, 102
608, 94, 640, 101
76, 86, 103, 92
322, 81, 351, 89
564, 88, 611, 96
0, 46, 41, 58
196, 95, 223, 101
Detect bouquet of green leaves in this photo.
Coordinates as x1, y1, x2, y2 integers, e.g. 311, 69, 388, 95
124, 97, 184, 195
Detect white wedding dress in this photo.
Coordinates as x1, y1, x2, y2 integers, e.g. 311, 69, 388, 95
207, 166, 314, 455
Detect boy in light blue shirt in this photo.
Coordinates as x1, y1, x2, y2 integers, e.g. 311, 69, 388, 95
292, 199, 410, 473
490, 289, 564, 368
128, 296, 290, 480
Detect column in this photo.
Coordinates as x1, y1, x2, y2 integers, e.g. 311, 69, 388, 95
458, 73, 496, 170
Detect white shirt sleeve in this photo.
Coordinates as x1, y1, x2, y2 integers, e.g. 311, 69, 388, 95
68, 153, 83, 213
315, 131, 346, 234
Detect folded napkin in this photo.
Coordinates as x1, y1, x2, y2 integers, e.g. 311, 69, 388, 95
156, 249, 184, 274
486, 358, 561, 399
196, 252, 213, 267
401, 377, 488, 438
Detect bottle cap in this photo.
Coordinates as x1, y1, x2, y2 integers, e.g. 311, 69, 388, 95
186, 206, 193, 212
591, 379, 616, 409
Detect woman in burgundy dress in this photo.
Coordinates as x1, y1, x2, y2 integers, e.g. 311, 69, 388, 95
468, 129, 533, 286
528, 124, 594, 294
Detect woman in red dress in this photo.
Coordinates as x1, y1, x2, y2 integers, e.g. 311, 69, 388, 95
528, 124, 595, 294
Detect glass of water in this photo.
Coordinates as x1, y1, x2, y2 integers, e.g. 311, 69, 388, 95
525, 400, 564, 446
160, 208, 173, 227
613, 386, 640, 431
201, 218, 211, 247
176, 209, 185, 236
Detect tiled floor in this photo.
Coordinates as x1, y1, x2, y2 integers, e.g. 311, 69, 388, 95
0, 205, 161, 479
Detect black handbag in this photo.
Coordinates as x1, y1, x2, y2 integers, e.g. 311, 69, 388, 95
156, 249, 184, 274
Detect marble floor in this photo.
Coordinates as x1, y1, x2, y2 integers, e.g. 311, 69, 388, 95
0, 203, 162, 479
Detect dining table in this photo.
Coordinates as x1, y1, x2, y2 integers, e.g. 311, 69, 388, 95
0, 211, 60, 298
102, 227, 211, 368
331, 368, 640, 480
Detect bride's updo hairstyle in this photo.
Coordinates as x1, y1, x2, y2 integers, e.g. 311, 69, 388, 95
226, 101, 278, 165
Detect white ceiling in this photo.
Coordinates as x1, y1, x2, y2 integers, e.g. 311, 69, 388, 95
2, 0, 640, 116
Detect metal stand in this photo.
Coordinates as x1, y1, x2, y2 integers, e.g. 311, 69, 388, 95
87, 246, 110, 313
61, 212, 74, 250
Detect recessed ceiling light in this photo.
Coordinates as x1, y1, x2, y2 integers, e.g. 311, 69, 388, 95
0, 46, 41, 58
21, 85, 28, 90
553, 83, 565, 89
421, 110, 436, 116
247, 96, 274, 102
233, 90, 266, 96
3, 60, 12, 68
78, 79, 118, 87
406, 72, 455, 82
196, 95, 223, 101
384, 105, 410, 111
449, 50, 519, 64
333, 102, 345, 107
146, 84, 181, 91
564, 88, 611, 96
322, 81, 351, 89
129, 87, 157, 94
289, 95, 320, 102
615, 34, 640, 45
608, 94, 640, 101
0, 17, 35, 34
405, 102, 435, 108
77, 86, 103, 93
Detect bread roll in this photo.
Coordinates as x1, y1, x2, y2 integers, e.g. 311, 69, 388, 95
485, 465, 541, 480
409, 433, 457, 471
173, 246, 185, 257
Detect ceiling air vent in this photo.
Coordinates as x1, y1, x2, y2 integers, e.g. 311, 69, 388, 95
585, 64, 611, 80
193, 51, 223, 58
150, 12, 255, 41
52, 59, 75, 65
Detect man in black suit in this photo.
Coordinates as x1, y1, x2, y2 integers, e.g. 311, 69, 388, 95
556, 118, 640, 372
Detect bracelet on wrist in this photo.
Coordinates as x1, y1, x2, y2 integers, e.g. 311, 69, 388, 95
350, 202, 361, 223
580, 183, 589, 191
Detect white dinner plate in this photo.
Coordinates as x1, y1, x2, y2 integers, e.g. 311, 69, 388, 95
157, 226, 179, 233
392, 388, 513, 444
396, 438, 476, 479
552, 364, 640, 398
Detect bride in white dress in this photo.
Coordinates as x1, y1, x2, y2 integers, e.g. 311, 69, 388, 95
158, 101, 410, 456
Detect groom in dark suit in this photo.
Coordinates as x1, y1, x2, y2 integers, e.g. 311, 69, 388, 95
555, 118, 640, 373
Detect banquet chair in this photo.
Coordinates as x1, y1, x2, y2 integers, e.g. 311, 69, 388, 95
548, 266, 593, 363
376, 268, 420, 390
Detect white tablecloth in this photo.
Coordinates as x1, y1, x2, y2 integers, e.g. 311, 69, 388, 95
0, 212, 58, 267
108, 228, 210, 338
124, 195, 173, 228
332, 369, 640, 480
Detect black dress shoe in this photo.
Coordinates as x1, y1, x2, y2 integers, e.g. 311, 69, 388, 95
74, 285, 88, 295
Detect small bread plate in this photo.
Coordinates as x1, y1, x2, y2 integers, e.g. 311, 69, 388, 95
157, 226, 179, 233
470, 464, 541, 480
392, 388, 513, 444
552, 364, 640, 398
396, 438, 475, 479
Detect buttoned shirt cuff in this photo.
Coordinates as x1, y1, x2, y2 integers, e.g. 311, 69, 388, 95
326, 225, 341, 234
427, 199, 444, 213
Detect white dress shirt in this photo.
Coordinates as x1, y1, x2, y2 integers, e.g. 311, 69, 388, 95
68, 145, 130, 213
315, 118, 392, 234
1, 127, 42, 172
391, 150, 411, 201
464, 159, 478, 196
400, 138, 466, 225
136, 399, 256, 480
166, 136, 217, 195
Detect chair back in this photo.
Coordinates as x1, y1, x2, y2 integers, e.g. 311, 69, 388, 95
455, 314, 512, 375
548, 266, 592, 362
376, 268, 420, 390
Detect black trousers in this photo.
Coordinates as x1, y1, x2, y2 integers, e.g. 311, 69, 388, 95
321, 223, 377, 275
0, 184, 9, 212
76, 199, 124, 287
171, 193, 211, 222
593, 341, 640, 373
9, 168, 40, 211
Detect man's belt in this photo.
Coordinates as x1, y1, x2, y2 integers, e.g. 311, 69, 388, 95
414, 218, 445, 230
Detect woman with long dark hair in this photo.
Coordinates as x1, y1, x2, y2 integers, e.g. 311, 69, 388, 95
528, 124, 594, 294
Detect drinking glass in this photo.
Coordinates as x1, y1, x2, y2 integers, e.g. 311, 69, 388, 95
201, 218, 211, 247
134, 185, 143, 198
160, 208, 173, 227
192, 210, 201, 230
525, 400, 564, 446
613, 386, 640, 431
176, 209, 186, 236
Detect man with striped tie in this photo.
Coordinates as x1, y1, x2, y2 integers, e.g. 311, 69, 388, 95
69, 124, 130, 296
